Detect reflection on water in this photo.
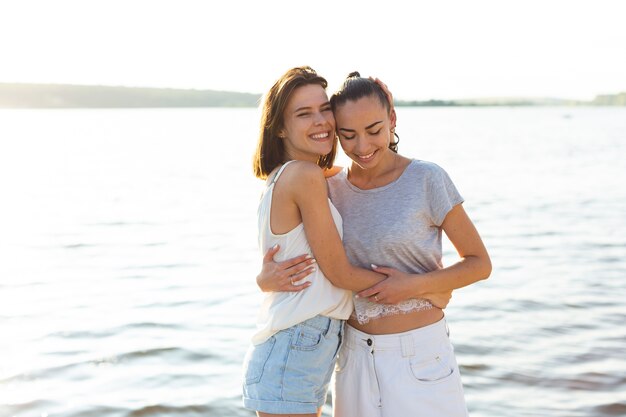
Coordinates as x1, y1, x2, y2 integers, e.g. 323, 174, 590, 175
0, 107, 625, 417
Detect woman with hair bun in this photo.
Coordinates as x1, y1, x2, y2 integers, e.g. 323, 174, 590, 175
258, 71, 492, 416
243, 67, 453, 417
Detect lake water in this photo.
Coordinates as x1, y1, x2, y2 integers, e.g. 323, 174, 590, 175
0, 107, 625, 417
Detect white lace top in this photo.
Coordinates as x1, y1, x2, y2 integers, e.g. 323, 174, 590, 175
327, 160, 464, 324
353, 297, 433, 324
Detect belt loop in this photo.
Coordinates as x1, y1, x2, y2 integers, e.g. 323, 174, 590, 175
400, 334, 414, 357
344, 325, 354, 350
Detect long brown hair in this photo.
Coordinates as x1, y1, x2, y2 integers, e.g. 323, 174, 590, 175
253, 66, 337, 179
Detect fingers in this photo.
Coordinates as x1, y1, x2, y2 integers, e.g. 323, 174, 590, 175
358, 290, 383, 304
356, 283, 381, 299
280, 254, 314, 271
289, 264, 317, 285
278, 257, 316, 285
281, 259, 316, 292
286, 279, 312, 292
259, 246, 318, 293
356, 264, 390, 298
283, 264, 316, 292
263, 244, 280, 263
371, 78, 393, 103
370, 264, 392, 275
423, 291, 452, 309
430, 298, 447, 309
369, 76, 388, 90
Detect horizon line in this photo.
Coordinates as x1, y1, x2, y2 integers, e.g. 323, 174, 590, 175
1, 81, 625, 103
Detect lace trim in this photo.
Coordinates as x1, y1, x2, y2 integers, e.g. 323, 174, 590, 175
353, 296, 433, 324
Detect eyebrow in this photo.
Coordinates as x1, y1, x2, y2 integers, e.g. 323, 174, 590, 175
294, 101, 331, 113
338, 120, 383, 132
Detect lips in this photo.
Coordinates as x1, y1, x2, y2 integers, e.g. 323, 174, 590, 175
356, 150, 377, 161
310, 131, 330, 140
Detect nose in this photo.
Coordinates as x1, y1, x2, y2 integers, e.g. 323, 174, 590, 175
354, 137, 370, 154
315, 109, 334, 127
313, 111, 325, 125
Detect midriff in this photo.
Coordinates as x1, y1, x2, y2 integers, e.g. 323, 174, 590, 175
347, 306, 444, 335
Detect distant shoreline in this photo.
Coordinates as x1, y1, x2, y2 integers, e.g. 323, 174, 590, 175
1, 83, 624, 108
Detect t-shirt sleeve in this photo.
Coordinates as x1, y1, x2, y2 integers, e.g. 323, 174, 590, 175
428, 164, 464, 226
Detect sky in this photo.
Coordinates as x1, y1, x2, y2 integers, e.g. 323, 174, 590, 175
1, 0, 625, 101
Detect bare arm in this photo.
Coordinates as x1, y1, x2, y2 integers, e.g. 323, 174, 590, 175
256, 244, 317, 292
257, 246, 453, 308
356, 204, 491, 304
288, 162, 385, 291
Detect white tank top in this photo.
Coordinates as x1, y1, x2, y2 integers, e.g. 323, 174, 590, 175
252, 161, 353, 345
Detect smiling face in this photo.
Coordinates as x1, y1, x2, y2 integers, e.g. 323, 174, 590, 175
280, 83, 336, 163
334, 95, 394, 169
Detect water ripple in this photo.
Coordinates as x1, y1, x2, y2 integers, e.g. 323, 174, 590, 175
0, 400, 59, 417
126, 404, 216, 417
3, 107, 625, 417
587, 402, 626, 416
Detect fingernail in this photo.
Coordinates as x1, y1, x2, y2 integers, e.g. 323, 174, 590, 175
371, 264, 378, 269
310, 258, 317, 264
272, 244, 278, 250
354, 294, 360, 298
305, 254, 311, 259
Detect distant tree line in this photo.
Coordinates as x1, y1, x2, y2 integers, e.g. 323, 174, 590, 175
1, 83, 624, 108
395, 99, 460, 107
0, 83, 261, 108
592, 93, 626, 106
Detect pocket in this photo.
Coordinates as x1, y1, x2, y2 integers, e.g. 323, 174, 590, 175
291, 324, 323, 351
407, 350, 456, 385
244, 337, 276, 385
282, 325, 339, 403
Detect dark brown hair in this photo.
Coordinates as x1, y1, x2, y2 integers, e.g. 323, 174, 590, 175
253, 66, 337, 179
330, 71, 399, 153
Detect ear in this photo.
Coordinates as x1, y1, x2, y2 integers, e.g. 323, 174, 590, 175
389, 108, 397, 130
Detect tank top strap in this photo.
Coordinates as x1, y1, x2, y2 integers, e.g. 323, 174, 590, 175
271, 160, 296, 185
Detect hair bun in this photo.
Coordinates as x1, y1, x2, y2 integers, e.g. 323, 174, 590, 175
347, 71, 361, 78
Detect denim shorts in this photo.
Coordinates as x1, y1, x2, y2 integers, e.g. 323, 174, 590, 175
242, 315, 343, 414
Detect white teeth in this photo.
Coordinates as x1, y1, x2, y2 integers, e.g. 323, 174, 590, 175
311, 132, 329, 139
358, 151, 376, 160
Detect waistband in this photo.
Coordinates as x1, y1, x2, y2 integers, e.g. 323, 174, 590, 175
343, 317, 449, 356
298, 314, 343, 336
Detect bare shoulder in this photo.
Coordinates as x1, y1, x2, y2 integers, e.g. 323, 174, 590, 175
279, 161, 327, 199
282, 160, 326, 182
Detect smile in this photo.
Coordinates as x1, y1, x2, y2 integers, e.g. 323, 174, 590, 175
356, 150, 376, 161
310, 132, 330, 141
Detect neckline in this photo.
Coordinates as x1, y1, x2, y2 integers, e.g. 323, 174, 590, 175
341, 159, 416, 194
267, 160, 296, 187
263, 160, 339, 237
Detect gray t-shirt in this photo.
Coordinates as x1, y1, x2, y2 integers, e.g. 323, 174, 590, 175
327, 159, 464, 322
